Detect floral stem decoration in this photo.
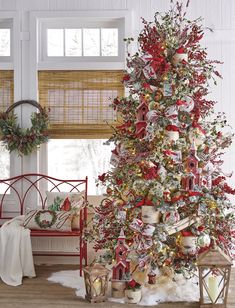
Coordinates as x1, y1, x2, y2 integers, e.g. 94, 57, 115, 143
87, 1, 235, 278
0, 100, 50, 156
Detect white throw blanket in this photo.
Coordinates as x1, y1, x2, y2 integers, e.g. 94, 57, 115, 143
0, 215, 36, 286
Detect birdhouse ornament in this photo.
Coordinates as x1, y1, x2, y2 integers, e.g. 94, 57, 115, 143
135, 96, 149, 139
181, 143, 201, 191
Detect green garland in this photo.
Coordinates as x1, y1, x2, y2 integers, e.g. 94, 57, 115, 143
0, 107, 49, 156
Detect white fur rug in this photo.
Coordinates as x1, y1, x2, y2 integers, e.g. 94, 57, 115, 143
48, 270, 199, 305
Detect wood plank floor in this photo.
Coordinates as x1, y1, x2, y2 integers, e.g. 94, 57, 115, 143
0, 265, 234, 308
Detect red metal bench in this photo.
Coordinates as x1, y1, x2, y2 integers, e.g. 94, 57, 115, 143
0, 173, 88, 276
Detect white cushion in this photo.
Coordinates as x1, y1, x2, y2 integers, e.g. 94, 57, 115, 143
23, 210, 72, 232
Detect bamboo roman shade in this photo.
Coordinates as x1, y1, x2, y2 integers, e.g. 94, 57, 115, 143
38, 70, 124, 138
0, 70, 14, 111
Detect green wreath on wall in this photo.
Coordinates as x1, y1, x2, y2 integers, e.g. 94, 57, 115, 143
0, 100, 50, 156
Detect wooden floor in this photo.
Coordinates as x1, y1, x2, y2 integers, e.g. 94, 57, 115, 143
0, 265, 234, 308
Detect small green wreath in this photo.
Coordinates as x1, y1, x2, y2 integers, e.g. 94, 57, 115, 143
35, 210, 57, 229
0, 100, 50, 156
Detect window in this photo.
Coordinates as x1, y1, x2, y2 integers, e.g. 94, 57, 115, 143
40, 18, 124, 64
38, 70, 124, 194
0, 29, 10, 56
47, 28, 118, 57
0, 19, 12, 62
48, 139, 113, 194
36, 13, 128, 194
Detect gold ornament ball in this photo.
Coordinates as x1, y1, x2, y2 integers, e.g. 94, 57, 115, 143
208, 200, 217, 209
145, 94, 151, 101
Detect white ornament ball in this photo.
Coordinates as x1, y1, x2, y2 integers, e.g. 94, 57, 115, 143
172, 53, 188, 65
181, 235, 197, 255
166, 130, 179, 141
116, 210, 127, 222
188, 128, 205, 146
197, 233, 211, 248
179, 96, 194, 113
203, 162, 214, 175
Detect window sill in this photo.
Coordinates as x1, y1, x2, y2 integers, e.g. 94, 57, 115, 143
38, 61, 125, 70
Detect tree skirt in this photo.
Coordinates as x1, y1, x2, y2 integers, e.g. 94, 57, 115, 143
48, 270, 199, 305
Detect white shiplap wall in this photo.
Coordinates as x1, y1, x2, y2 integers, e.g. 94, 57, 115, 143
0, 0, 235, 262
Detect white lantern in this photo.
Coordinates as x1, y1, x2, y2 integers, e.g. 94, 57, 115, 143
83, 263, 110, 303
197, 245, 232, 307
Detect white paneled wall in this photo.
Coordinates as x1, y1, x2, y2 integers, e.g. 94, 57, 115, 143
1, 0, 235, 262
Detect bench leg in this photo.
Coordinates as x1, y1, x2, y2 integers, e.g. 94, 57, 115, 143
79, 238, 87, 276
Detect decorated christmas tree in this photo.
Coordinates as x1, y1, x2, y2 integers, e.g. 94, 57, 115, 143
90, 2, 235, 277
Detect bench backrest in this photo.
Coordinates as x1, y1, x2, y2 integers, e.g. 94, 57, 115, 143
0, 173, 88, 223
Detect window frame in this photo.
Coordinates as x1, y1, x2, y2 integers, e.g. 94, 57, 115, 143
32, 10, 132, 70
